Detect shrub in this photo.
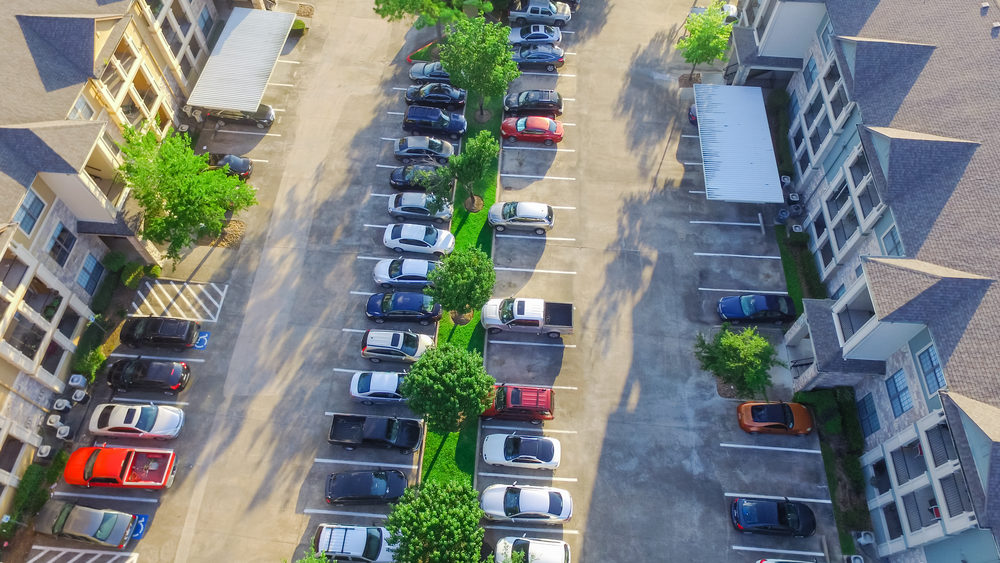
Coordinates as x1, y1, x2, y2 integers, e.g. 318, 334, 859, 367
794, 389, 838, 418
121, 261, 145, 289
292, 18, 307, 30
843, 455, 865, 495
72, 347, 106, 383
90, 275, 117, 314
787, 231, 811, 248
102, 251, 128, 273
146, 264, 162, 278
13, 464, 50, 517
822, 414, 843, 435
44, 449, 69, 485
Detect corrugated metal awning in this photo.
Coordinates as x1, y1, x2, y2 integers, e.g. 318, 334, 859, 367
693, 84, 784, 204
186, 7, 295, 112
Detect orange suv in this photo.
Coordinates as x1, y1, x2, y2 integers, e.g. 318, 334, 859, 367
482, 384, 554, 424
737, 401, 813, 436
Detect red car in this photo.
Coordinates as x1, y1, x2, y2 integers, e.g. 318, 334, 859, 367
481, 384, 554, 423
501, 116, 564, 145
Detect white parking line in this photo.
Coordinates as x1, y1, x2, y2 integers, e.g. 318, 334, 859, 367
496, 234, 576, 241
28, 546, 138, 562
550, 205, 576, 210
277, 59, 301, 64
490, 383, 577, 390
502, 145, 576, 153
216, 130, 281, 137
249, 158, 269, 163
690, 220, 761, 227
51, 491, 159, 503
108, 353, 205, 363
689, 190, 706, 194
350, 290, 376, 296
380, 137, 398, 141
391, 86, 408, 91
500, 173, 576, 181
724, 493, 832, 504
342, 328, 367, 333
732, 546, 825, 557
267, 82, 295, 87
386, 111, 404, 116
485, 524, 579, 535
720, 442, 821, 454
562, 97, 575, 101
495, 267, 576, 275
369, 193, 393, 198
332, 368, 357, 373
375, 164, 398, 169
698, 287, 789, 295
304, 508, 387, 518
364, 224, 388, 228
561, 123, 576, 126
356, 255, 388, 261
488, 340, 576, 348
314, 458, 418, 470
694, 252, 781, 260
681, 134, 699, 138
564, 52, 577, 55
478, 471, 578, 482
519, 72, 576, 77
482, 424, 577, 434
272, 108, 285, 112
110, 397, 190, 406
683, 161, 703, 166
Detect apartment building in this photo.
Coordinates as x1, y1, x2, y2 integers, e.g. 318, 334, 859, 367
728, 1, 1000, 561
0, 0, 220, 518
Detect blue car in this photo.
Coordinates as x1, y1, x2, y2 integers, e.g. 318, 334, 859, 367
366, 292, 442, 325
717, 294, 796, 323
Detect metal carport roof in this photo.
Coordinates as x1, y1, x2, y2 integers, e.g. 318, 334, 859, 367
185, 7, 295, 112
693, 84, 784, 204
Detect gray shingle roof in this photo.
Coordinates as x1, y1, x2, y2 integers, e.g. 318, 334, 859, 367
838, 37, 934, 126
15, 15, 97, 92
801, 299, 884, 375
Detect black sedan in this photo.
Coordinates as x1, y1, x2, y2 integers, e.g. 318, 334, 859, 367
325, 469, 407, 505
389, 164, 442, 191
717, 294, 797, 323
106, 358, 191, 395
504, 89, 563, 117
408, 61, 450, 84
512, 45, 565, 72
730, 497, 816, 537
367, 292, 442, 325
405, 83, 466, 110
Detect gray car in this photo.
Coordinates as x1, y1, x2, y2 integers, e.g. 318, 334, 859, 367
388, 193, 453, 224
372, 258, 439, 289
393, 136, 455, 164
35, 502, 137, 549
508, 24, 562, 46
487, 201, 554, 234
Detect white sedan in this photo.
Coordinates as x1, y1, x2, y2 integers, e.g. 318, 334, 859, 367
88, 402, 185, 440
480, 484, 572, 523
383, 223, 455, 256
350, 371, 407, 405
482, 434, 561, 470
495, 537, 570, 563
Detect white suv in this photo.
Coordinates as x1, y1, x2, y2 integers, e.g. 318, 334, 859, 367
313, 524, 394, 562
361, 329, 433, 364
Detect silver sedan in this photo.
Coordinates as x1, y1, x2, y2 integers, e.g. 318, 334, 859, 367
388, 192, 453, 224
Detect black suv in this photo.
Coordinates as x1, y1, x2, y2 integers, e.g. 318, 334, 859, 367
203, 104, 275, 129
402, 105, 467, 140
504, 89, 563, 117
120, 316, 201, 350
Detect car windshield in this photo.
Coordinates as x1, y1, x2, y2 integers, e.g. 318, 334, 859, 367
135, 406, 157, 432
419, 295, 435, 313
548, 1, 558, 11
499, 299, 516, 323
493, 387, 505, 410
122, 362, 147, 383
93, 512, 119, 542
357, 372, 372, 393
369, 472, 389, 496
363, 528, 383, 559
512, 539, 531, 557
515, 118, 529, 132
779, 502, 799, 529
739, 295, 758, 316
388, 260, 403, 278
519, 91, 538, 104
782, 403, 795, 428
128, 318, 148, 339
504, 436, 521, 459
501, 202, 519, 221
775, 297, 790, 314
398, 138, 408, 151
83, 449, 100, 481
381, 294, 396, 311
400, 332, 420, 356
548, 491, 563, 515
503, 488, 521, 516
437, 113, 451, 126
421, 226, 438, 245
419, 83, 436, 96
427, 138, 443, 152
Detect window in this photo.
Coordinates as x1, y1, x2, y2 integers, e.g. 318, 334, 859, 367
832, 208, 859, 247
198, 7, 214, 36
850, 152, 871, 185
803, 57, 818, 90
788, 92, 800, 119
77, 254, 105, 295
810, 213, 827, 241
68, 96, 95, 121
823, 62, 841, 94
820, 19, 835, 54
14, 189, 45, 234
826, 181, 851, 217
817, 240, 834, 268
797, 149, 811, 176
857, 184, 881, 218
809, 113, 831, 153
47, 223, 76, 266
855, 264, 864, 278
882, 226, 903, 256
804, 94, 824, 126
857, 393, 880, 436
885, 370, 913, 417
917, 345, 946, 394
831, 284, 846, 300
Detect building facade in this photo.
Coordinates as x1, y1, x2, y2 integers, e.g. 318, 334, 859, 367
731, 1, 1000, 561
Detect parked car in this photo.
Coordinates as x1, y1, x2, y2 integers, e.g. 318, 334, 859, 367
328, 414, 423, 453
326, 469, 407, 505
509, 24, 562, 46
482, 433, 561, 470
495, 537, 571, 563
481, 484, 573, 523
717, 294, 797, 323
388, 192, 452, 224
482, 384, 555, 423
383, 223, 455, 256
403, 105, 467, 140
730, 497, 816, 537
504, 89, 563, 117
367, 292, 442, 325
34, 502, 137, 549
203, 104, 275, 128
106, 358, 190, 395
120, 316, 201, 350
509, 0, 572, 26
350, 371, 407, 405
207, 154, 253, 180
501, 116, 564, 145
737, 401, 813, 436
394, 136, 454, 164
88, 402, 185, 440
389, 163, 443, 191
408, 61, 450, 84
512, 44, 565, 72
361, 329, 433, 363
688, 103, 698, 126
488, 201, 554, 234
313, 524, 395, 562
372, 258, 438, 289
405, 83, 467, 110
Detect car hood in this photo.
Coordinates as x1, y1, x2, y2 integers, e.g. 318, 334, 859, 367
481, 434, 508, 462
367, 293, 386, 316
482, 299, 501, 322
404, 85, 420, 100
409, 62, 434, 78
480, 485, 508, 517
717, 296, 744, 319
503, 93, 520, 111
487, 203, 504, 224
372, 259, 392, 282
794, 503, 817, 535
146, 361, 185, 385
150, 406, 185, 437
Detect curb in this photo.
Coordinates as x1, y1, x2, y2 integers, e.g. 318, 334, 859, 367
406, 40, 437, 64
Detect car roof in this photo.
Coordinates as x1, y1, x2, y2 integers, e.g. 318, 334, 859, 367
400, 259, 432, 276
397, 192, 429, 206
515, 486, 559, 514
523, 116, 555, 129
98, 404, 146, 428
511, 436, 555, 460
750, 402, 788, 423
738, 498, 780, 525
315, 524, 385, 556
514, 202, 551, 219
389, 292, 430, 309
365, 330, 404, 347
398, 223, 434, 238
367, 371, 404, 393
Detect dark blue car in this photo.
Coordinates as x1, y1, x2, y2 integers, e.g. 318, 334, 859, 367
731, 497, 816, 537
717, 294, 796, 323
366, 292, 442, 325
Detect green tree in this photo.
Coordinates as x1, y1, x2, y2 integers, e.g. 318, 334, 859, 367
694, 323, 784, 398
402, 343, 495, 433
440, 16, 521, 116
424, 247, 496, 317
292, 547, 328, 563
118, 122, 257, 261
676, 0, 734, 79
417, 165, 458, 214
386, 480, 486, 563
447, 130, 499, 207
373, 0, 492, 34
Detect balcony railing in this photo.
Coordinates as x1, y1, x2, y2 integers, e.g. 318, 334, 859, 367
902, 485, 939, 533
890, 441, 927, 486
926, 423, 958, 467
3, 312, 45, 361
0, 256, 28, 290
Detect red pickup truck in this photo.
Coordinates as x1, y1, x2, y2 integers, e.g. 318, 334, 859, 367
64, 446, 177, 490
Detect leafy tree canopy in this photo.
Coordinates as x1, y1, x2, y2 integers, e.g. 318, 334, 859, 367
118, 123, 257, 261
448, 130, 500, 201
386, 480, 486, 563
440, 16, 521, 114
374, 0, 492, 30
402, 343, 495, 433
424, 247, 496, 316
676, 0, 734, 78
293, 547, 328, 563
694, 322, 783, 398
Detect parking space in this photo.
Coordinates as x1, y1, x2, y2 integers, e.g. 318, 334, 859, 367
130, 279, 229, 323
27, 546, 140, 563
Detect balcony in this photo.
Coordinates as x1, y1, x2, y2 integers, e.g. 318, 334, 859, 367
3, 312, 45, 361
57, 308, 82, 339
88, 172, 128, 209
939, 471, 973, 519
925, 423, 958, 467
867, 458, 892, 499
890, 441, 927, 486
39, 340, 66, 375
882, 502, 904, 540
22, 278, 61, 322
902, 485, 940, 533
0, 253, 28, 291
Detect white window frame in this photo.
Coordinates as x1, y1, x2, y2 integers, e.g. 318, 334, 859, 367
14, 189, 46, 236
915, 343, 947, 398
68, 95, 95, 121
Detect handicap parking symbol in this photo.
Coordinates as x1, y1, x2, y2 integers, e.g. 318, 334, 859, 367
131, 514, 150, 540
194, 331, 210, 350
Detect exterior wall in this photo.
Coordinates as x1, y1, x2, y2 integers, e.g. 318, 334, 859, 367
856, 348, 930, 451
758, 2, 827, 59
